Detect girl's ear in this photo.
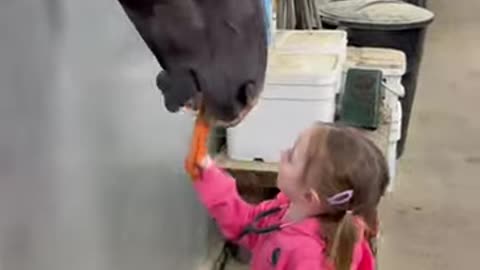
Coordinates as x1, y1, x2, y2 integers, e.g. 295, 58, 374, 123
305, 188, 322, 205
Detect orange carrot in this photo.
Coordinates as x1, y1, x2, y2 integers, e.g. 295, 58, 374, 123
185, 112, 210, 180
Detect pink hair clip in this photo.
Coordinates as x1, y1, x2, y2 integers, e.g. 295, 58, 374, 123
327, 190, 354, 206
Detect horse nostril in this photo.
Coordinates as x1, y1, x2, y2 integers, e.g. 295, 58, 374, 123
156, 70, 170, 92
237, 81, 255, 107
164, 95, 181, 112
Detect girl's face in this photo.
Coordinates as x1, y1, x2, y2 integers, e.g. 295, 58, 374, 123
277, 127, 313, 202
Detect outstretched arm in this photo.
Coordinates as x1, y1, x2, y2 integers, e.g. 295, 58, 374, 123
184, 114, 280, 249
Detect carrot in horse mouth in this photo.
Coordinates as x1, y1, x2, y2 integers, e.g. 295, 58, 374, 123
186, 112, 210, 180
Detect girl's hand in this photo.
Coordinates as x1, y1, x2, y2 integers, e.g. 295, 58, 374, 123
199, 155, 213, 169
185, 114, 210, 180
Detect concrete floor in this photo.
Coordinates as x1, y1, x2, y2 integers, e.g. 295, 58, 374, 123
378, 0, 480, 269
227, 0, 480, 269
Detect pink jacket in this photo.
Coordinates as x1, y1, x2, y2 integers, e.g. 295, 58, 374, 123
193, 163, 375, 270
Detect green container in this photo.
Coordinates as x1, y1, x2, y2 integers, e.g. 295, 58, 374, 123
339, 68, 383, 129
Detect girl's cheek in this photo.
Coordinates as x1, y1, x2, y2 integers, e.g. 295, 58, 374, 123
277, 166, 291, 189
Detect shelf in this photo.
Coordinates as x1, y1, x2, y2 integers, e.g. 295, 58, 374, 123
209, 102, 391, 188
214, 153, 278, 173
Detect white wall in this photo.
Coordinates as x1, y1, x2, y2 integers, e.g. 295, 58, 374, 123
0, 1, 211, 269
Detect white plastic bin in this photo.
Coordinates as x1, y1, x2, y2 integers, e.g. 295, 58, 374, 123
273, 30, 348, 92
273, 30, 347, 57
227, 51, 342, 162
387, 100, 402, 192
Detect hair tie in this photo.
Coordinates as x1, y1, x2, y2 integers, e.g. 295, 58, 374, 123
327, 189, 354, 206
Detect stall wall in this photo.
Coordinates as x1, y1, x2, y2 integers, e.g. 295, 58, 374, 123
0, 1, 211, 269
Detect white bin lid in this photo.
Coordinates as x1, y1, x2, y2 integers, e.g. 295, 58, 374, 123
273, 30, 347, 54
266, 50, 341, 86
345, 47, 406, 76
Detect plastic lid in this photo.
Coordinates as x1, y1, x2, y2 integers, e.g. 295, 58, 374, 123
345, 46, 406, 76
266, 49, 341, 86
319, 0, 434, 30
273, 30, 347, 53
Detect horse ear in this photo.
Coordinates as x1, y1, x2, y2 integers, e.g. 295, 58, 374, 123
156, 70, 197, 112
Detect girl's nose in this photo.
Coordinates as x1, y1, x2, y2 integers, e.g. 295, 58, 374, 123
280, 149, 288, 162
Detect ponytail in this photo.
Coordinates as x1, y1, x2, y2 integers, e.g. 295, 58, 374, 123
330, 211, 358, 270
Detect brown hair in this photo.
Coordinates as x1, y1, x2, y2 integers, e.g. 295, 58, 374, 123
300, 123, 389, 270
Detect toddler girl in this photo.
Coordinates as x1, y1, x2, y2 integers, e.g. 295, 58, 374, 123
187, 122, 389, 270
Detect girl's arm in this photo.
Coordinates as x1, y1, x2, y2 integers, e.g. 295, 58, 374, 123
192, 160, 281, 250
184, 116, 281, 250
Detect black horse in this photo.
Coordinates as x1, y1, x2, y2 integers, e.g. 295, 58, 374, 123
117, 0, 268, 126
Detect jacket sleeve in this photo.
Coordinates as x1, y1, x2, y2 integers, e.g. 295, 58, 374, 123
192, 163, 281, 250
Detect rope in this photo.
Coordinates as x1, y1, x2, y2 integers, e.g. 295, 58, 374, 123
276, 0, 324, 29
